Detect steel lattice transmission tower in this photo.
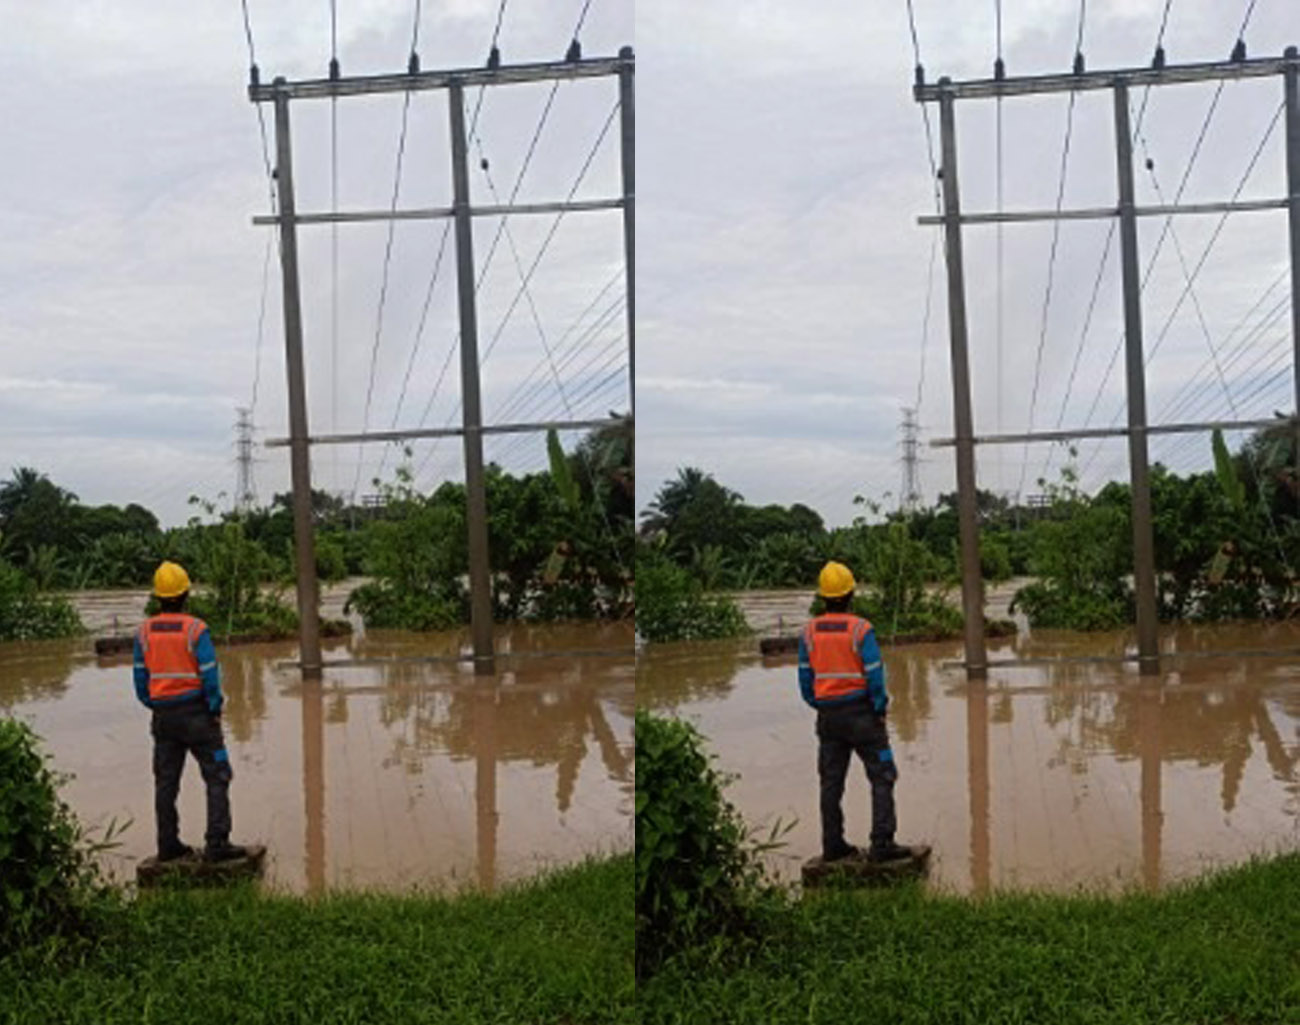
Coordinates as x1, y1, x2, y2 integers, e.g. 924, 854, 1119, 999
234, 407, 258, 513
899, 406, 922, 514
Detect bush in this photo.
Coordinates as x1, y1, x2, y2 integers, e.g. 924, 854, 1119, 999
635, 558, 748, 643
635, 711, 770, 978
0, 720, 119, 951
0, 560, 83, 641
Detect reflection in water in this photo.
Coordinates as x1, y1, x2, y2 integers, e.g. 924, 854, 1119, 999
2, 621, 633, 893
303, 680, 325, 895
967, 681, 990, 896
639, 619, 1300, 894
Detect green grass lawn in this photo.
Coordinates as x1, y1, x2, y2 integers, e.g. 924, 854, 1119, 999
638, 854, 1300, 1025
0, 855, 632, 1025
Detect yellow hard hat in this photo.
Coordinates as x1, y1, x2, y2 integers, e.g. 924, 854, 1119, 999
153, 561, 191, 598
818, 561, 855, 599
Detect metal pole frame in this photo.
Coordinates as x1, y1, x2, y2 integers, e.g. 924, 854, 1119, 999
253, 52, 634, 678
938, 92, 988, 680
916, 51, 1300, 677
271, 86, 324, 680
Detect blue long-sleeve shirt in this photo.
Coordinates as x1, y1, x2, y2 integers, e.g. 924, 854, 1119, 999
133, 624, 223, 714
798, 622, 888, 713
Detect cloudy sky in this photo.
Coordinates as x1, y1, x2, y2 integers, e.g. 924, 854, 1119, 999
638, 0, 1297, 526
0, 0, 631, 525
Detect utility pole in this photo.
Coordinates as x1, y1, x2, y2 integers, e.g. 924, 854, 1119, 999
1113, 83, 1159, 674
900, 406, 922, 514
938, 87, 988, 681
234, 407, 257, 514
1284, 47, 1300, 509
272, 81, 323, 681
918, 48, 1300, 674
449, 80, 495, 675
252, 51, 633, 677
618, 45, 635, 415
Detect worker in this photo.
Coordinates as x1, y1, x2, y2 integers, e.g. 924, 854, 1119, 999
798, 561, 911, 863
133, 561, 247, 863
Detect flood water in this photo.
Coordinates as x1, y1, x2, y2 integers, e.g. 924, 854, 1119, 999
640, 590, 1300, 894
2, 585, 633, 894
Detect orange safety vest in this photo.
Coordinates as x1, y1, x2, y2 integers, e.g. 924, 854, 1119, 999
136, 613, 207, 704
802, 613, 876, 705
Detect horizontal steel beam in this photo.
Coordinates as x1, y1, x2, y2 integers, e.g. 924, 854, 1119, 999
252, 197, 623, 227
930, 415, 1296, 448
917, 197, 1289, 227
916, 53, 1297, 102
250, 55, 631, 102
265, 415, 629, 449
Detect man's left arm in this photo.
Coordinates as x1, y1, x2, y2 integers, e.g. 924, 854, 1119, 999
194, 628, 223, 716
859, 627, 887, 715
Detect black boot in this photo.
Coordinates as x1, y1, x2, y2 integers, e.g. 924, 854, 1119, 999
868, 840, 914, 863
158, 842, 194, 862
203, 841, 249, 863
823, 843, 861, 863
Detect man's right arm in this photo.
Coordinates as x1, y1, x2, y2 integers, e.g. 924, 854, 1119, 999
797, 633, 817, 708
132, 634, 152, 709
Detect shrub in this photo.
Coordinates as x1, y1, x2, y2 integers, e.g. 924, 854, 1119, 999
0, 560, 83, 641
635, 557, 748, 643
635, 711, 770, 978
0, 720, 119, 951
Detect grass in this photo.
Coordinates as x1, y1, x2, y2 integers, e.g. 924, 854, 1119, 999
0, 854, 632, 1025
637, 854, 1300, 1025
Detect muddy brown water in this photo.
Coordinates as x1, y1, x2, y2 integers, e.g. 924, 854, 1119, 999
3, 584, 633, 894
640, 590, 1300, 894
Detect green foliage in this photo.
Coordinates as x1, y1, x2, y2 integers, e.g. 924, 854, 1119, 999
1011, 464, 1134, 630
0, 855, 633, 1023
639, 854, 1300, 1025
0, 720, 120, 951
635, 552, 749, 643
0, 559, 83, 641
348, 427, 633, 632
635, 711, 772, 979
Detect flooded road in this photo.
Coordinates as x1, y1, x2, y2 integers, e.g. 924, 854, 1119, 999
639, 608, 1300, 894
2, 596, 633, 894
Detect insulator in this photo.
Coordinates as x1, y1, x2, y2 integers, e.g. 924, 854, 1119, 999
408, 51, 420, 74
1073, 51, 1084, 75
994, 57, 1005, 81
250, 63, 260, 88
329, 57, 340, 81
1152, 45, 1166, 69
914, 63, 925, 87
1230, 39, 1246, 62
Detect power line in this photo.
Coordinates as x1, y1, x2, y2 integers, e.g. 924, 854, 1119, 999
350, 0, 424, 499
414, 99, 621, 487
1072, 0, 1263, 482
1078, 98, 1285, 482
1016, 0, 1088, 500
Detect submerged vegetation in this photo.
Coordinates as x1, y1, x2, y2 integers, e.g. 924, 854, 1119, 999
641, 422, 1298, 637
0, 421, 632, 639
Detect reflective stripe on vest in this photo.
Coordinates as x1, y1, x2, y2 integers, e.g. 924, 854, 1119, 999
803, 613, 873, 704
138, 613, 206, 703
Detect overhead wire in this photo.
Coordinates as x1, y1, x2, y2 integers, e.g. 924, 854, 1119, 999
1014, 0, 1087, 501
1072, 0, 1262, 486
369, 0, 514, 489
1079, 98, 1284, 484
349, 0, 424, 500
413, 98, 621, 487
1038, 0, 1174, 486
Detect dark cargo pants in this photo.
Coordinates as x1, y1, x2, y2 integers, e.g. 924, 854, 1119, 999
151, 702, 232, 853
816, 701, 897, 859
